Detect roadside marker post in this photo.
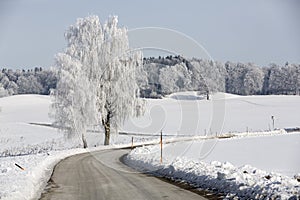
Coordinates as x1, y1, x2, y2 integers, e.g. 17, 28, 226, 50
15, 163, 25, 170
131, 136, 134, 150
160, 131, 163, 163
271, 116, 275, 130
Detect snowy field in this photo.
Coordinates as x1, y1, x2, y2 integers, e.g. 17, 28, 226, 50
122, 91, 300, 135
0, 95, 91, 199
125, 131, 300, 199
0, 93, 300, 199
0, 95, 148, 199
123, 92, 300, 199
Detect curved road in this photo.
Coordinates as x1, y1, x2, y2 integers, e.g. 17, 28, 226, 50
40, 149, 207, 200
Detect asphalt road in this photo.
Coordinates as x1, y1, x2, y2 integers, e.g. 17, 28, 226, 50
40, 149, 207, 200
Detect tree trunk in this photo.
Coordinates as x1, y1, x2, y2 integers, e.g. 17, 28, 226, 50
206, 90, 210, 100
102, 112, 111, 145
82, 133, 88, 148
104, 126, 110, 145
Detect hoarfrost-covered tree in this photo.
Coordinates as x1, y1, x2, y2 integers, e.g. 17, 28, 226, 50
0, 76, 18, 95
95, 16, 144, 145
51, 15, 144, 146
159, 65, 179, 94
225, 62, 264, 95
190, 59, 226, 93
17, 75, 43, 94
243, 64, 264, 95
159, 63, 191, 95
6, 81, 18, 95
268, 64, 300, 95
51, 54, 94, 148
0, 83, 8, 97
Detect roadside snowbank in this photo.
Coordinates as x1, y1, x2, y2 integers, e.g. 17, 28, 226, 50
0, 141, 162, 200
125, 143, 300, 199
0, 148, 90, 200
0, 144, 136, 200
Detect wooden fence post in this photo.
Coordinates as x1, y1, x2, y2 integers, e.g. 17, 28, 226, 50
160, 130, 163, 163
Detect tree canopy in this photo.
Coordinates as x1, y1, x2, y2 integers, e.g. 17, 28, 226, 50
50, 15, 144, 147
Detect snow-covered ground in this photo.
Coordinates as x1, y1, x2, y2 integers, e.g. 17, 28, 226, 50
0, 94, 150, 157
0, 95, 87, 199
122, 91, 300, 135
126, 144, 300, 199
125, 132, 300, 199
1, 92, 300, 199
0, 148, 87, 200
123, 92, 300, 199
0, 95, 138, 199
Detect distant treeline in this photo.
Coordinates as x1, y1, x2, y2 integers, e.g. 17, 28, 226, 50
140, 56, 300, 98
0, 67, 57, 97
1, 56, 299, 98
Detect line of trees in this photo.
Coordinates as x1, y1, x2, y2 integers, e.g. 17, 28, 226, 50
1, 57, 299, 99
0, 67, 57, 97
140, 57, 300, 97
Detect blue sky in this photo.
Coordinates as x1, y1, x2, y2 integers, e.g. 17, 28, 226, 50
0, 0, 299, 69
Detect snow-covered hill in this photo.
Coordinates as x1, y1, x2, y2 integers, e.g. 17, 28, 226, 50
2, 92, 298, 155
0, 95, 116, 157
122, 91, 300, 135
1, 93, 300, 199
0, 94, 158, 199
0, 95, 65, 156
123, 92, 300, 199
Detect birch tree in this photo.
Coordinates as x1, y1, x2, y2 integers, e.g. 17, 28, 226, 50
50, 54, 94, 148
96, 16, 144, 145
51, 15, 144, 146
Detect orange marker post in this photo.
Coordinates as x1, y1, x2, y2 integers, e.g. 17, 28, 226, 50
15, 163, 25, 170
160, 131, 163, 163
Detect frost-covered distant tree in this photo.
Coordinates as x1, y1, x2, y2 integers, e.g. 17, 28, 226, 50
0, 75, 9, 87
293, 64, 300, 95
142, 63, 163, 97
225, 62, 247, 94
1, 75, 19, 95
262, 67, 271, 94
209, 61, 226, 92
190, 59, 226, 93
267, 64, 294, 94
17, 75, 43, 94
159, 63, 191, 94
268, 64, 300, 95
51, 15, 144, 146
6, 69, 17, 82
0, 72, 15, 95
159, 66, 179, 94
243, 63, 264, 95
225, 62, 264, 95
6, 81, 18, 95
0, 83, 8, 97
283, 64, 300, 94
189, 60, 208, 93
35, 69, 57, 94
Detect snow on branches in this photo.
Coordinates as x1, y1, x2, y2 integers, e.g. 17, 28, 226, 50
51, 15, 144, 147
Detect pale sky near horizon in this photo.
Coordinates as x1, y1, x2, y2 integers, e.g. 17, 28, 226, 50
0, 0, 299, 69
